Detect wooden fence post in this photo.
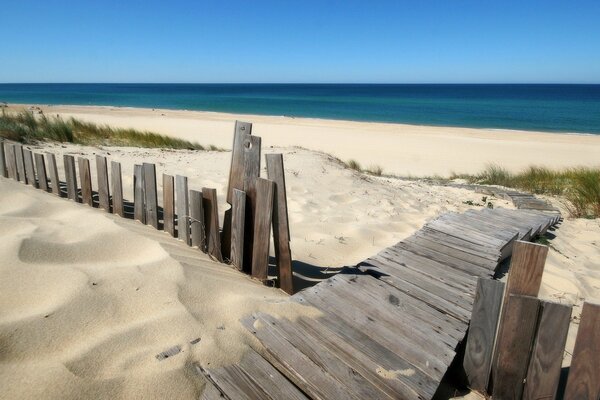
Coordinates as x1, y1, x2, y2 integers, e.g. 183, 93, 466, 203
96, 155, 111, 212
230, 189, 246, 271
176, 175, 190, 245
243, 135, 261, 272
133, 164, 145, 223
523, 301, 572, 400
34, 153, 48, 191
78, 157, 93, 206
266, 153, 293, 294
15, 144, 26, 183
464, 278, 505, 391
189, 189, 205, 250
143, 163, 158, 229
23, 149, 36, 187
493, 294, 540, 400
0, 140, 6, 178
163, 174, 175, 236
111, 161, 123, 217
251, 178, 274, 281
47, 153, 60, 196
203, 188, 222, 262
563, 301, 600, 399
63, 155, 78, 201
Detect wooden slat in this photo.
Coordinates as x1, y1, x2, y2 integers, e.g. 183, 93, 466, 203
162, 174, 175, 236
0, 140, 6, 178
226, 121, 252, 203
176, 175, 190, 245
63, 155, 78, 201
133, 164, 145, 222
230, 189, 246, 271
198, 379, 224, 400
523, 301, 572, 400
78, 157, 93, 206
493, 294, 540, 400
34, 153, 48, 191
143, 163, 158, 229
203, 188, 222, 261
266, 153, 293, 294
96, 155, 110, 212
190, 190, 205, 250
464, 278, 505, 391
6, 144, 18, 180
111, 161, 124, 217
242, 134, 261, 273
251, 178, 274, 280
23, 149, 37, 187
46, 153, 60, 196
504, 241, 548, 299
15, 144, 26, 183
563, 301, 600, 400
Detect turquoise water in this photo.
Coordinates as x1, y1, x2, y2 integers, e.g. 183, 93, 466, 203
1, 84, 599, 134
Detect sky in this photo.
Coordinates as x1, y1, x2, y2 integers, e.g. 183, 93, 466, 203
1, 0, 599, 83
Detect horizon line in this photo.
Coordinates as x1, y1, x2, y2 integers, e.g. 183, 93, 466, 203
2, 82, 600, 85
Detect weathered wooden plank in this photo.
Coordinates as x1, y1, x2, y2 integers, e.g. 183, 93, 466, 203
189, 190, 205, 250
34, 153, 48, 191
95, 155, 110, 212
523, 301, 572, 400
464, 278, 505, 391
493, 294, 540, 400
504, 240, 548, 304
46, 153, 60, 196
133, 164, 145, 222
111, 161, 123, 217
15, 144, 26, 183
198, 379, 225, 400
6, 144, 18, 180
0, 140, 6, 178
226, 121, 252, 203
203, 188, 222, 262
175, 175, 190, 244
143, 163, 158, 229
23, 149, 37, 187
78, 157, 93, 206
563, 301, 600, 400
162, 174, 175, 236
266, 153, 293, 294
251, 178, 274, 280
242, 134, 261, 273
230, 189, 246, 271
63, 155, 78, 201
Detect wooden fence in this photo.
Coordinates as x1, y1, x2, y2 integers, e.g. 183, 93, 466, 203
463, 241, 599, 400
0, 121, 294, 294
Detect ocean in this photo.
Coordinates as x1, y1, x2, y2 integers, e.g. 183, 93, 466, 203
1, 83, 599, 134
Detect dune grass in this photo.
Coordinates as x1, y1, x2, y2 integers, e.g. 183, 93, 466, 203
0, 109, 222, 151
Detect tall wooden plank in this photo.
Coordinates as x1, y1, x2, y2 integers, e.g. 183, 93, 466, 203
230, 189, 246, 271
0, 140, 6, 178
564, 302, 600, 400
63, 155, 78, 201
162, 174, 175, 236
242, 135, 261, 272
226, 121, 252, 203
189, 190, 205, 250
6, 144, 18, 180
504, 241, 548, 300
493, 294, 540, 400
78, 157, 93, 206
111, 161, 124, 217
133, 164, 145, 223
34, 153, 48, 191
96, 155, 110, 212
23, 149, 37, 187
251, 178, 274, 281
523, 301, 572, 400
464, 278, 505, 391
176, 175, 190, 245
202, 188, 222, 262
266, 153, 294, 294
15, 144, 26, 183
143, 163, 158, 229
46, 153, 60, 195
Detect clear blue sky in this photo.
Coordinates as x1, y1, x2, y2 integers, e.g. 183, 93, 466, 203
1, 0, 599, 83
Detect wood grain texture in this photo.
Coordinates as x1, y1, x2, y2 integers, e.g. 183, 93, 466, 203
15, 144, 26, 183
266, 153, 294, 294
242, 134, 261, 273
63, 155, 78, 201
523, 301, 572, 400
505, 240, 548, 299
162, 174, 175, 236
111, 161, 123, 216
464, 278, 505, 391
0, 140, 6, 178
230, 189, 246, 271
175, 175, 190, 245
23, 149, 37, 188
189, 190, 205, 250
226, 120, 252, 203
203, 188, 222, 262
6, 144, 18, 180
46, 153, 60, 195
493, 294, 540, 400
133, 164, 145, 222
96, 155, 110, 212
78, 157, 93, 206
34, 153, 48, 191
143, 163, 158, 229
251, 178, 274, 280
564, 301, 600, 400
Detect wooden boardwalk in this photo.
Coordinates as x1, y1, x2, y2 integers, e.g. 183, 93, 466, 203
201, 207, 560, 400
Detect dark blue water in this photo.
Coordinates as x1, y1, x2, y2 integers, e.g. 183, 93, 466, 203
1, 84, 599, 134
